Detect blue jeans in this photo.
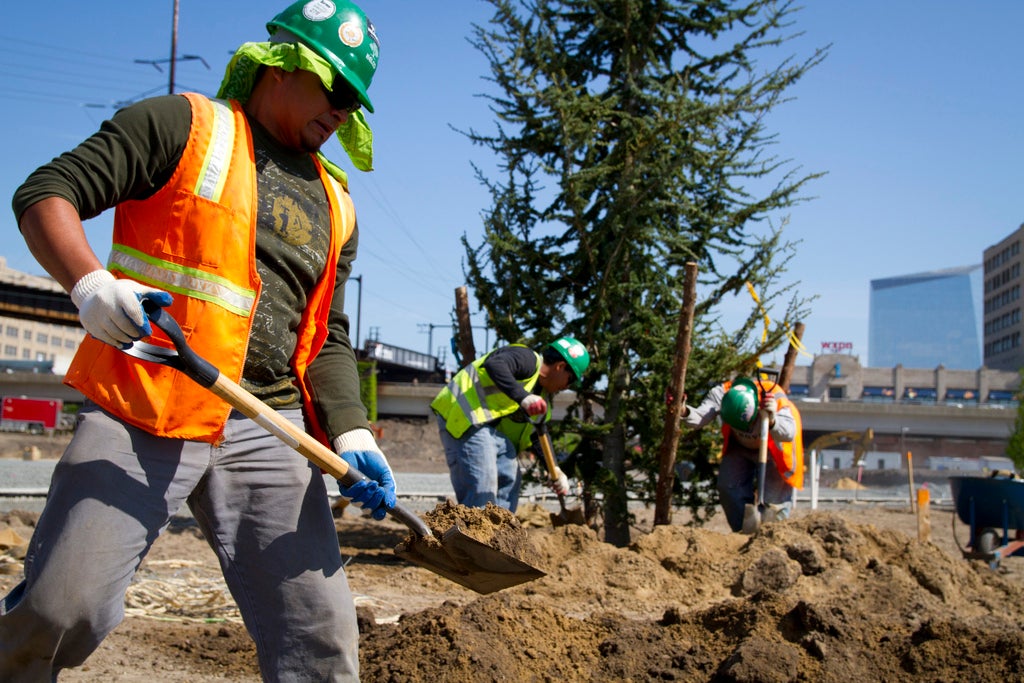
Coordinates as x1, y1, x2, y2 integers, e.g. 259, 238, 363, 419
437, 415, 521, 511
717, 445, 794, 532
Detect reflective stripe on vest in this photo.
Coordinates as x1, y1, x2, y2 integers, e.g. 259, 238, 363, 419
432, 348, 541, 438
194, 99, 234, 201
452, 363, 523, 427
107, 100, 255, 317
109, 244, 256, 317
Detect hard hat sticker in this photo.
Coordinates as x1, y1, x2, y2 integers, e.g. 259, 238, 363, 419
339, 20, 364, 48
302, 0, 336, 22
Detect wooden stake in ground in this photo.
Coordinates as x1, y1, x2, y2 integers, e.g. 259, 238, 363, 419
654, 262, 698, 526
917, 486, 931, 542
454, 286, 476, 366
907, 451, 916, 513
778, 321, 804, 393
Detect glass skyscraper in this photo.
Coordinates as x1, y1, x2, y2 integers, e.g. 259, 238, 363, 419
869, 265, 983, 370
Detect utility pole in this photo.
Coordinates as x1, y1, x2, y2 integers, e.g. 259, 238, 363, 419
169, 0, 178, 94
350, 275, 363, 349
134, 0, 209, 96
418, 323, 452, 359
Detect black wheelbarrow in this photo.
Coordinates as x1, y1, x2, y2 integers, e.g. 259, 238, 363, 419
950, 473, 1024, 568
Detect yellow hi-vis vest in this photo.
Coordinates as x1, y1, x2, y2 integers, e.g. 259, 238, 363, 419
720, 380, 805, 489
431, 346, 542, 448
64, 93, 355, 445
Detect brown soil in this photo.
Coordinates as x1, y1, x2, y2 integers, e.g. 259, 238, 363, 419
2, 419, 1024, 682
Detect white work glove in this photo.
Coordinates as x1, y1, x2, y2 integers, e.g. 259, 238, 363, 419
333, 428, 397, 521
520, 394, 548, 417
70, 270, 173, 348
550, 466, 570, 497
761, 395, 778, 426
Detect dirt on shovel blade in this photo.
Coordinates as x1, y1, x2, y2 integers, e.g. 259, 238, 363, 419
394, 501, 545, 594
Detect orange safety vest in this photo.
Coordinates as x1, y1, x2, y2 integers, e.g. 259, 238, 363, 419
720, 379, 805, 489
65, 93, 355, 445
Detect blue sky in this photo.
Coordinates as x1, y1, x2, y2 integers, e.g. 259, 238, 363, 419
2, 1, 1022, 370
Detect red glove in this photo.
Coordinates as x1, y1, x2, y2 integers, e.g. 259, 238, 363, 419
521, 394, 547, 416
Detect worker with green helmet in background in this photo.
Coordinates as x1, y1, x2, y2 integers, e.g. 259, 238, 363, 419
432, 336, 590, 511
2, 2, 386, 679
680, 373, 804, 532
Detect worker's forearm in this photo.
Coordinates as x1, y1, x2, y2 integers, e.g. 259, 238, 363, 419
19, 197, 104, 292
769, 410, 797, 441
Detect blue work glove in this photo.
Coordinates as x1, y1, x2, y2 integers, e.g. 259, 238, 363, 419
332, 428, 397, 521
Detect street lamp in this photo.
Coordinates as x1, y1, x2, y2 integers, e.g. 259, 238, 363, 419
350, 275, 363, 349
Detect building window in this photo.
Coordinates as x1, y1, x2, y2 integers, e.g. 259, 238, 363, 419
904, 387, 937, 403
4, 345, 17, 357
36, 333, 48, 344
862, 386, 895, 402
945, 388, 979, 403
5, 326, 16, 338
22, 329, 30, 340
21, 348, 30, 359
827, 386, 844, 400
50, 336, 62, 347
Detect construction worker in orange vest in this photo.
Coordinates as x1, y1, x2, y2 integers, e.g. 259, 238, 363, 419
681, 374, 804, 532
2, 2, 387, 679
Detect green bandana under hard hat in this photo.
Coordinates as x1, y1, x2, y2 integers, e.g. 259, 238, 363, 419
216, 41, 374, 184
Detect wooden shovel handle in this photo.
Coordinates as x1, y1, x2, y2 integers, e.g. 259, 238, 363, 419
532, 419, 560, 481
757, 413, 770, 465
140, 301, 430, 537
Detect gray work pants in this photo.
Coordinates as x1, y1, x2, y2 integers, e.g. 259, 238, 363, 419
0, 404, 359, 682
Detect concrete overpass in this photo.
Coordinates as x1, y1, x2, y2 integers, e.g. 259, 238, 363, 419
377, 383, 1014, 460
1, 376, 1014, 461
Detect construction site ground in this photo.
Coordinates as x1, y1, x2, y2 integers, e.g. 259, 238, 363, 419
2, 419, 1023, 681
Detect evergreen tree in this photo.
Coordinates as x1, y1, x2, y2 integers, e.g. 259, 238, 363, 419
462, 0, 826, 545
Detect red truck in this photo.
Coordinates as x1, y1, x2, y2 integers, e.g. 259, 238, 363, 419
1, 396, 65, 434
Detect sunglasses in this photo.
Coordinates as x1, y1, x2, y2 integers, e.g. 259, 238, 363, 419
320, 77, 361, 114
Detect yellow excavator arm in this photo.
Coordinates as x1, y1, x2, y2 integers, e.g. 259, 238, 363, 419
806, 428, 875, 467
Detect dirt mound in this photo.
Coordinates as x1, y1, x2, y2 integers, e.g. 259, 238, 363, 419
5, 416, 1024, 682
357, 512, 1024, 681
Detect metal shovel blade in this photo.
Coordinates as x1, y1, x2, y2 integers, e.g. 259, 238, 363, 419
395, 524, 546, 594
550, 496, 587, 527
740, 502, 762, 535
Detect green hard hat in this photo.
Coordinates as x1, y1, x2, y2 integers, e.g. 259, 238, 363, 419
549, 336, 590, 386
720, 377, 760, 431
267, 0, 380, 113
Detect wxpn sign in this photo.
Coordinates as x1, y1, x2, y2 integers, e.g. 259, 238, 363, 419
821, 341, 853, 353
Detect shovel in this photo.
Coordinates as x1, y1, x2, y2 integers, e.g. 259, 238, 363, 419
123, 301, 545, 594
740, 412, 771, 535
532, 418, 586, 526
